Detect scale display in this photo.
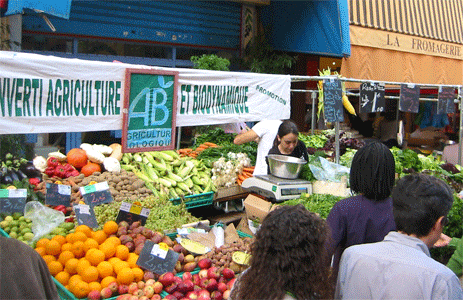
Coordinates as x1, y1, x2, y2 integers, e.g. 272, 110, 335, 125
281, 187, 309, 196
241, 175, 312, 202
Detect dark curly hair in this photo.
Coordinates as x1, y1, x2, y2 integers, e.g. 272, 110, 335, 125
230, 205, 333, 300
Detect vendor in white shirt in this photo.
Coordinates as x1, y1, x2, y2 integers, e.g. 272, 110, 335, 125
233, 120, 282, 176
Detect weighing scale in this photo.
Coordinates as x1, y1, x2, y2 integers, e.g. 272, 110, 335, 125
241, 175, 312, 202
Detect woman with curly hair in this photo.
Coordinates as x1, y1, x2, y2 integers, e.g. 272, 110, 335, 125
230, 204, 333, 300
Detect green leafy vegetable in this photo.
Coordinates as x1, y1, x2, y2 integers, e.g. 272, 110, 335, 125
281, 193, 343, 219
194, 127, 236, 146
298, 133, 327, 148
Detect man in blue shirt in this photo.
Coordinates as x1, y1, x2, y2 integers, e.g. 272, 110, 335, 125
335, 173, 463, 299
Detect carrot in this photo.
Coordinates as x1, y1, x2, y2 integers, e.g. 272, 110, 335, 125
204, 142, 218, 147
242, 167, 255, 172
195, 146, 208, 152
238, 174, 247, 182
236, 179, 243, 185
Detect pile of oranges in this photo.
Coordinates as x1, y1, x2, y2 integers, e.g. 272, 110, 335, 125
34, 221, 144, 299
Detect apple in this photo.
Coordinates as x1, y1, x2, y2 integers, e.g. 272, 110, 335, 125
222, 290, 231, 300
186, 291, 199, 300
192, 274, 201, 286
118, 284, 129, 295
100, 287, 113, 299
108, 281, 119, 294
138, 281, 145, 289
139, 297, 149, 300
178, 279, 195, 294
174, 276, 183, 284
134, 290, 145, 298
144, 271, 156, 282
211, 290, 223, 300
200, 278, 218, 292
163, 295, 177, 300
152, 281, 163, 294
151, 295, 162, 300
198, 269, 208, 279
184, 254, 195, 263
221, 268, 234, 280
183, 261, 197, 273
88, 290, 101, 300
115, 295, 131, 300
183, 271, 193, 281
128, 295, 139, 300
159, 272, 175, 287
226, 278, 236, 291
207, 267, 220, 280
143, 286, 155, 298
194, 285, 202, 292
197, 258, 212, 269
173, 291, 185, 299
164, 282, 179, 294
217, 282, 227, 293
218, 277, 227, 284
197, 289, 211, 300
145, 279, 156, 287
128, 282, 138, 295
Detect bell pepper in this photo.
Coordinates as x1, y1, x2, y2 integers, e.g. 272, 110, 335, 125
44, 166, 55, 177
54, 205, 67, 214
63, 163, 74, 171
47, 157, 60, 168
54, 165, 66, 178
28, 178, 40, 186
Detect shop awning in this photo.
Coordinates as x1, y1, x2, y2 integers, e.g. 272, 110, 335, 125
5, 0, 72, 19
260, 0, 350, 57
349, 0, 463, 45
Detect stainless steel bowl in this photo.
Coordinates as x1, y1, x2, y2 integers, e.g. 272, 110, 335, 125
267, 154, 307, 179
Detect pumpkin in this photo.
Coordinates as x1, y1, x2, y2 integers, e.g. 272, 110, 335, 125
81, 162, 101, 177
66, 148, 88, 168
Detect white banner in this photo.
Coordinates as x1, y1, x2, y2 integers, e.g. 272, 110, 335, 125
0, 51, 291, 134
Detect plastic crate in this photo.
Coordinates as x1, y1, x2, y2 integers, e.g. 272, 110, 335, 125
0, 227, 9, 237
170, 191, 214, 209
52, 276, 119, 300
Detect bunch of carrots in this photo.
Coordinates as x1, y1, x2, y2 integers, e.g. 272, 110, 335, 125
236, 166, 255, 185
177, 142, 218, 158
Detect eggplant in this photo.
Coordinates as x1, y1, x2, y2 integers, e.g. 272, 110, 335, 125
9, 170, 20, 182
15, 169, 28, 181
19, 162, 42, 178
1, 171, 13, 185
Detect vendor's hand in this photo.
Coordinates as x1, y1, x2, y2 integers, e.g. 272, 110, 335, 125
434, 233, 452, 248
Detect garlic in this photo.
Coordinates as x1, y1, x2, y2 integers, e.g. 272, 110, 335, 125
48, 150, 67, 161
32, 156, 48, 172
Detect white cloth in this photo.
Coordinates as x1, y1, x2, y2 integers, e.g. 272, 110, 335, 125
252, 120, 282, 176
335, 231, 463, 299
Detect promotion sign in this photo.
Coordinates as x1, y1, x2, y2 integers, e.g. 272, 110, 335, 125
0, 51, 291, 134
122, 69, 178, 152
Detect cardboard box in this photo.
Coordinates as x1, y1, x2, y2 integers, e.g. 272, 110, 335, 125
312, 180, 351, 197
214, 185, 248, 200
236, 215, 255, 236
243, 194, 276, 223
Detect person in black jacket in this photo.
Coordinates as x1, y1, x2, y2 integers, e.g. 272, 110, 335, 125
267, 120, 309, 174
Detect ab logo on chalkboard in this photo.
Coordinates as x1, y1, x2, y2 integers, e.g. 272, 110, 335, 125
122, 69, 179, 153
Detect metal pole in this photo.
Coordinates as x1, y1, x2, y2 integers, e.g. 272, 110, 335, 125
335, 122, 340, 164
311, 91, 317, 135
176, 127, 182, 150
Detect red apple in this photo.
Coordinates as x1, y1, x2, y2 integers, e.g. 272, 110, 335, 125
134, 290, 145, 298
174, 276, 183, 284
183, 271, 193, 281
222, 290, 231, 300
164, 282, 179, 294
163, 295, 177, 300
138, 281, 145, 289
194, 285, 202, 292
118, 284, 129, 295
139, 297, 149, 300
192, 274, 201, 286
207, 267, 220, 280
221, 268, 234, 280
200, 278, 218, 292
128, 282, 138, 294
217, 282, 227, 293
186, 291, 199, 300
143, 286, 155, 298
178, 279, 195, 294
158, 272, 175, 287
88, 290, 101, 300
198, 269, 208, 279
108, 281, 119, 294
211, 290, 223, 300
151, 295, 162, 300
145, 279, 156, 287
128, 295, 139, 300
144, 271, 156, 282
173, 291, 185, 299
226, 278, 236, 291
100, 287, 113, 299
197, 289, 211, 300
152, 281, 163, 294
197, 258, 212, 269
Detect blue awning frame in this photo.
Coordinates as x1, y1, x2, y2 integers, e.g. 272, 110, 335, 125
260, 0, 351, 58
5, 0, 72, 19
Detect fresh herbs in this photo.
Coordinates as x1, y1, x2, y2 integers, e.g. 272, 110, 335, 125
281, 193, 343, 219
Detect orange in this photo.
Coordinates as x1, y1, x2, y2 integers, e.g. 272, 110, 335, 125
115, 245, 129, 261
99, 242, 116, 259
51, 235, 67, 246
132, 267, 144, 282
105, 236, 121, 247
91, 230, 107, 245
68, 274, 83, 286
83, 238, 99, 252
75, 225, 93, 237
65, 233, 76, 244
86, 249, 105, 266
45, 239, 61, 256
55, 271, 70, 286
61, 242, 73, 252
73, 231, 88, 243
100, 276, 117, 288
127, 253, 139, 268
116, 267, 134, 285
76, 259, 91, 276
35, 246, 46, 256
97, 261, 114, 278
58, 250, 75, 265
72, 280, 90, 298
81, 266, 99, 283
42, 255, 57, 264
36, 238, 50, 249
103, 221, 118, 235
72, 241, 85, 258
88, 281, 102, 292
113, 261, 130, 275
47, 261, 63, 276
64, 258, 79, 275
108, 257, 122, 268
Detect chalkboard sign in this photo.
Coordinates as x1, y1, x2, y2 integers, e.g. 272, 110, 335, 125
80, 182, 113, 207
45, 183, 71, 207
0, 189, 27, 214
74, 204, 98, 228
359, 82, 385, 113
323, 79, 344, 122
122, 69, 179, 153
116, 201, 150, 225
437, 87, 455, 114
136, 240, 180, 275
399, 84, 420, 113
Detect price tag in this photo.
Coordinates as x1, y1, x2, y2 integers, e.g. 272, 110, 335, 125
45, 183, 71, 206
232, 251, 251, 265
80, 182, 113, 207
0, 189, 27, 214
399, 84, 420, 113
180, 238, 209, 255
437, 87, 455, 114
323, 79, 344, 122
116, 201, 150, 226
359, 82, 385, 113
73, 204, 98, 228
136, 240, 180, 275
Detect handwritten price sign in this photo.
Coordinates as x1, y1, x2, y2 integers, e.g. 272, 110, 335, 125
80, 182, 113, 207
136, 241, 179, 275
0, 189, 27, 214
